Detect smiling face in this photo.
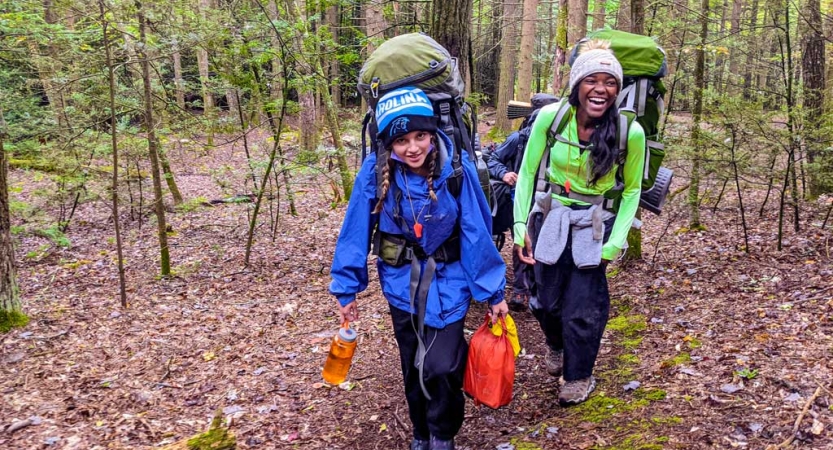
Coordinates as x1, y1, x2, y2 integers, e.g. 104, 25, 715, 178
577, 73, 619, 121
391, 130, 433, 173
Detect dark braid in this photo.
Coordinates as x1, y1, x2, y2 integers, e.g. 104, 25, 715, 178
568, 88, 622, 186
426, 145, 438, 201
372, 158, 393, 214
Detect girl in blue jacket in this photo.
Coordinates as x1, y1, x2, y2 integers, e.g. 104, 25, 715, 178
330, 86, 507, 450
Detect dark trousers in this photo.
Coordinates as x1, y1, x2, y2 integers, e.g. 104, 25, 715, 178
529, 211, 614, 381
512, 240, 535, 296
389, 304, 467, 441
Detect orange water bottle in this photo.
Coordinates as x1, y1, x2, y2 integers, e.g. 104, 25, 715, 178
322, 322, 358, 384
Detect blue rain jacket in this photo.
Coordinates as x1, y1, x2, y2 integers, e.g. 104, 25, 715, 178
329, 131, 505, 329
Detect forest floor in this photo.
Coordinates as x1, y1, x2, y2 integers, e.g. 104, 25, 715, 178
2, 112, 833, 450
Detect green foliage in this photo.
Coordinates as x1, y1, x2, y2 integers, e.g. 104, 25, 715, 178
36, 225, 71, 248
735, 367, 759, 379
0, 309, 29, 333
175, 197, 209, 213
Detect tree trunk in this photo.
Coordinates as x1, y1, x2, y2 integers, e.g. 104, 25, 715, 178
631, 0, 644, 34
0, 107, 27, 330
496, 0, 519, 132
325, 4, 341, 106
742, 0, 760, 98
616, 0, 632, 32
99, 0, 128, 308
591, 0, 606, 29
267, 1, 284, 108
713, 0, 729, 89
159, 150, 183, 205
568, 0, 589, 45
364, 1, 386, 55
516, 0, 539, 104
284, 0, 318, 154
431, 0, 474, 95
138, 2, 171, 277
727, 0, 742, 95
197, 0, 215, 147
551, 0, 568, 94
689, 0, 709, 229
802, 0, 827, 195
363, 0, 386, 114
32, 0, 69, 130
172, 41, 185, 110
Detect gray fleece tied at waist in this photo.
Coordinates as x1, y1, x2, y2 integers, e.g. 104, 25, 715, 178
528, 191, 616, 268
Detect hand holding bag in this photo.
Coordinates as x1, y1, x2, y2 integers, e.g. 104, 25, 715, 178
464, 315, 515, 409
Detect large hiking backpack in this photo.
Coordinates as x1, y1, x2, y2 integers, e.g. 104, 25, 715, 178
357, 32, 490, 203
489, 96, 559, 248
540, 30, 673, 215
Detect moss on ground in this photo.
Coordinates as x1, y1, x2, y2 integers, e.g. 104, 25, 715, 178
185, 411, 235, 450
661, 352, 691, 368
607, 314, 646, 350
0, 309, 29, 333
508, 438, 543, 450
634, 388, 667, 402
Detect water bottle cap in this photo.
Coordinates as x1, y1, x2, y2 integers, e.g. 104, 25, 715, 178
338, 327, 357, 343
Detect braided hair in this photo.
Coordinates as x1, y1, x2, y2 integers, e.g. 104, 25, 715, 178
425, 137, 439, 201
371, 136, 439, 213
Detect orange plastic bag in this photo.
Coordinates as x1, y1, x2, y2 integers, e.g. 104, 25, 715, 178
464, 315, 515, 409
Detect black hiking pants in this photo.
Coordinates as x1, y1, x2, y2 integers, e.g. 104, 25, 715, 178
389, 304, 467, 441
529, 210, 615, 381
512, 239, 535, 296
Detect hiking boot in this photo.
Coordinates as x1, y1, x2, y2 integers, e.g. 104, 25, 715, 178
507, 292, 529, 312
410, 438, 429, 450
429, 436, 455, 450
545, 349, 564, 377
558, 376, 596, 406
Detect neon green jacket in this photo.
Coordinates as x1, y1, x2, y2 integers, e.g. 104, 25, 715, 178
513, 101, 646, 261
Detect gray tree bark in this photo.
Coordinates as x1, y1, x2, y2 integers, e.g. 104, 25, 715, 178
496, 0, 519, 132
516, 0, 539, 103
0, 108, 23, 318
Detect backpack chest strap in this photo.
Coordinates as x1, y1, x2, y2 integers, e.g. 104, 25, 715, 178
548, 183, 616, 211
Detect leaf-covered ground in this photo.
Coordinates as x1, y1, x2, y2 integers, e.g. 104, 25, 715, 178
2, 120, 832, 450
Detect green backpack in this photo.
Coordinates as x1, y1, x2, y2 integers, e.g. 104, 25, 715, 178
539, 30, 673, 215
357, 32, 490, 203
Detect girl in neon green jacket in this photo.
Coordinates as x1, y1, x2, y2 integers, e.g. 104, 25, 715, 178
513, 40, 645, 406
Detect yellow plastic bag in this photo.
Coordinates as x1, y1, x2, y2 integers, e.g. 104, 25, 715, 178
490, 313, 520, 357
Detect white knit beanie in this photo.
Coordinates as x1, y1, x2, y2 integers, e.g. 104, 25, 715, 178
568, 40, 624, 92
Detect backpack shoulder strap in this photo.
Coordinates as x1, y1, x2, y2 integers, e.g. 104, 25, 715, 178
535, 101, 572, 193
615, 108, 636, 184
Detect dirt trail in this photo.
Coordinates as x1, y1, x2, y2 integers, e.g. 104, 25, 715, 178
2, 131, 832, 449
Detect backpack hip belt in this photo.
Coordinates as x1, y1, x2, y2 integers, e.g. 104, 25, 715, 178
548, 182, 617, 211
373, 231, 461, 267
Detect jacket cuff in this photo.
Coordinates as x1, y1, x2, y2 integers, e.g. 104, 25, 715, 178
488, 290, 506, 306
336, 294, 356, 307
602, 244, 620, 261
